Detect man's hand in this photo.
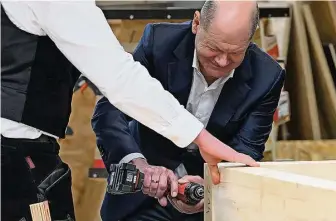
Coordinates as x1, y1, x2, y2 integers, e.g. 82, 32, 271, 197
194, 129, 260, 185
132, 158, 178, 207
168, 175, 204, 214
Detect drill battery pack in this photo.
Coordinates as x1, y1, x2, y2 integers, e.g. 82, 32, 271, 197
106, 163, 144, 195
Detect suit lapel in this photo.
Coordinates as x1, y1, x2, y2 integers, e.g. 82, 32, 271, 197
168, 58, 193, 106
167, 25, 195, 106
207, 52, 253, 129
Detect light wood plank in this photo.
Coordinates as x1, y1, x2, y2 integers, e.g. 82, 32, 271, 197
30, 201, 52, 221
285, 2, 321, 139
309, 1, 336, 45
205, 161, 336, 221
276, 140, 336, 162
302, 4, 336, 138
264, 139, 336, 162
204, 165, 214, 221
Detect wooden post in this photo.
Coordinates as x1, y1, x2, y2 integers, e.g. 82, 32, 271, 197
286, 2, 321, 139
302, 3, 336, 139
204, 161, 336, 221
29, 201, 51, 221
58, 87, 105, 221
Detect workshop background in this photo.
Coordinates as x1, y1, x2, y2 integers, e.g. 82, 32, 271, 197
56, 1, 336, 220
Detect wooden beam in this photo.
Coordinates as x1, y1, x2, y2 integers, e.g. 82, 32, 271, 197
275, 140, 336, 162
30, 201, 51, 221
58, 87, 105, 221
309, 1, 336, 45
302, 4, 336, 138
285, 2, 321, 139
204, 161, 336, 221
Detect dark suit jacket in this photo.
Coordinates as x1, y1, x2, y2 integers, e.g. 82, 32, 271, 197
91, 21, 285, 221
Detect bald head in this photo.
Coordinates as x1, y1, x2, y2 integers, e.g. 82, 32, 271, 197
200, 0, 259, 40
191, 0, 259, 83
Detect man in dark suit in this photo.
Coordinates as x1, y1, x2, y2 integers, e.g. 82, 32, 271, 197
91, 1, 285, 220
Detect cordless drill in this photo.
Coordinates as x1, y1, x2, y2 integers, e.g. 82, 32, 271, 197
106, 163, 204, 205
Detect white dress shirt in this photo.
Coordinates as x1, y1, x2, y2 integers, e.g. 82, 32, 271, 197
185, 50, 234, 149
0, 1, 204, 148
119, 49, 234, 163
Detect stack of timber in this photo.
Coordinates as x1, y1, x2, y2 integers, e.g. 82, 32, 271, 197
285, 1, 320, 140
204, 161, 336, 221
265, 1, 336, 161
285, 1, 336, 140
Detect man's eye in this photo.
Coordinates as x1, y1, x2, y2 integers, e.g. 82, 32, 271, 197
208, 47, 216, 51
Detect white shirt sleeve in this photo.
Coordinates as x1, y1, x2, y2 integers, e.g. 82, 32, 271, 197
119, 153, 146, 164
25, 1, 204, 147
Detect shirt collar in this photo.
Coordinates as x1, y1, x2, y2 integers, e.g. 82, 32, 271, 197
192, 49, 235, 85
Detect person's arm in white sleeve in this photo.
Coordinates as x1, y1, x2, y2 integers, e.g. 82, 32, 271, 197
27, 1, 203, 147
26, 1, 259, 185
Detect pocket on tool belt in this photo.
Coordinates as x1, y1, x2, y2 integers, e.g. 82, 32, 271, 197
37, 162, 75, 220
28, 153, 61, 185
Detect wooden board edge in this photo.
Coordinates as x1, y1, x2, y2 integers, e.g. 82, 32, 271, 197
225, 167, 336, 190
204, 164, 214, 221
217, 160, 336, 168
204, 164, 336, 221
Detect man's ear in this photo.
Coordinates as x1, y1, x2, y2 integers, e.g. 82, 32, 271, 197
192, 11, 200, 34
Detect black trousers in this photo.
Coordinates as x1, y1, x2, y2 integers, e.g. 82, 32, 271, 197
122, 198, 203, 221
1, 135, 75, 221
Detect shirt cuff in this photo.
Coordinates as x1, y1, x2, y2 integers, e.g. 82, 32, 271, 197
119, 153, 146, 164
164, 108, 204, 148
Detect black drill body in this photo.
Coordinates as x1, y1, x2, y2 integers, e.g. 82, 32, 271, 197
106, 163, 204, 205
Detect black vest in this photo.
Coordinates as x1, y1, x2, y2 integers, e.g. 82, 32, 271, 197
1, 6, 80, 138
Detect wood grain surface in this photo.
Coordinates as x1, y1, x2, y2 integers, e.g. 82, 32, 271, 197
58, 88, 106, 221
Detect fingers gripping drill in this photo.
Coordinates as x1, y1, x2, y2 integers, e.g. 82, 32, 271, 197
106, 163, 204, 205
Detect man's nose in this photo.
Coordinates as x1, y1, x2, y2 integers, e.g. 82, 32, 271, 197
214, 53, 229, 67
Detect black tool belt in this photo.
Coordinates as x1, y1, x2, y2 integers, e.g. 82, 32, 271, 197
1, 135, 75, 221
1, 134, 59, 154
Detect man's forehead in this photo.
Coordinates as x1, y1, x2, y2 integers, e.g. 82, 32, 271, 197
215, 41, 249, 53
202, 25, 250, 49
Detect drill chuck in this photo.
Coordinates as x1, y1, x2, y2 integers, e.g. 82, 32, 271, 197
191, 184, 204, 201
178, 182, 204, 205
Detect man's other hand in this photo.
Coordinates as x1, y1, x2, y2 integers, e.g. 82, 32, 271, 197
194, 129, 260, 185
168, 175, 204, 214
132, 158, 178, 207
